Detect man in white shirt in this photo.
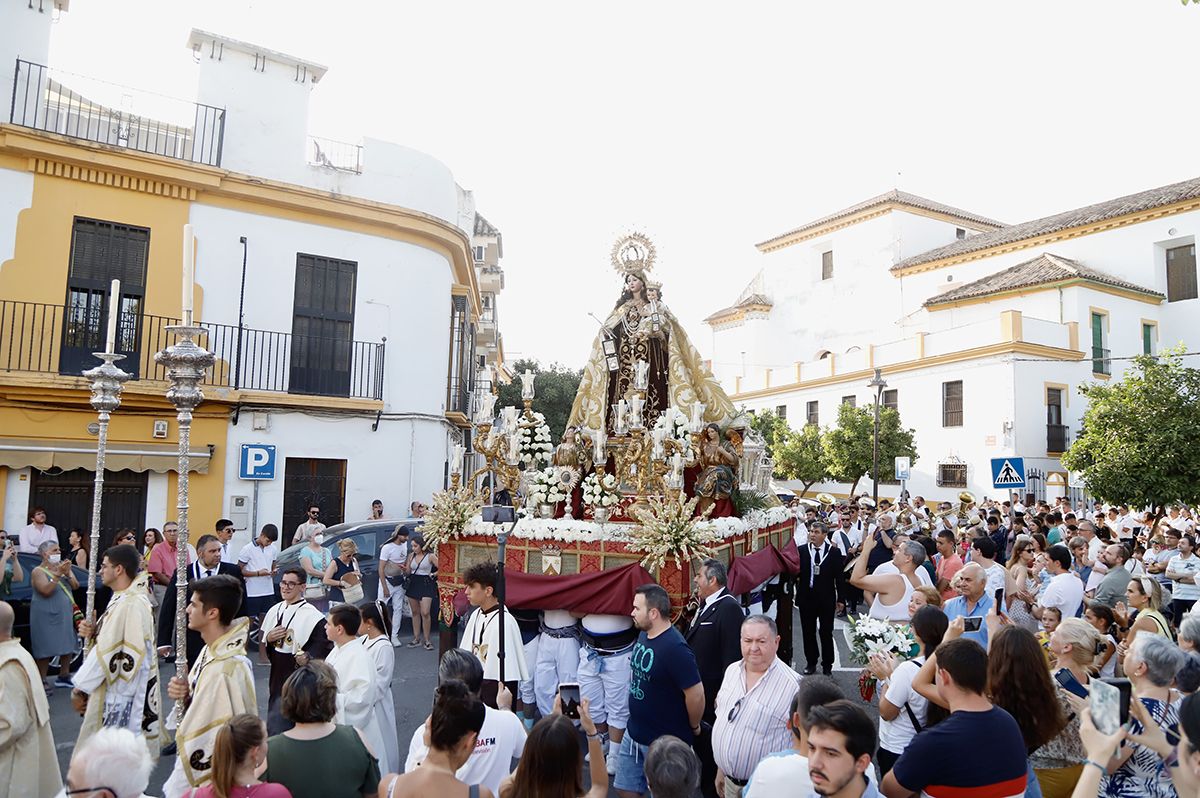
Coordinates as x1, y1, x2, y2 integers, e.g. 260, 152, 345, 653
742, 675, 878, 798
18, 507, 57, 554
1169, 506, 1196, 535
214, 519, 238, 565
1166, 534, 1200, 627
378, 526, 410, 645
968, 537, 1005, 598
292, 505, 326, 546
406, 648, 526, 796
1035, 544, 1084, 623
238, 524, 279, 623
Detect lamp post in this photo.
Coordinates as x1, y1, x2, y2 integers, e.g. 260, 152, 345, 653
868, 368, 888, 507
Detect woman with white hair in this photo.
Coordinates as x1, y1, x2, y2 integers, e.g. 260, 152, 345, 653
67, 727, 153, 798
30, 539, 78, 691
1101, 634, 1186, 797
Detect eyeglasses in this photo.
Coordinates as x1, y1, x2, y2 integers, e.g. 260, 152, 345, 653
64, 783, 115, 797
280, 580, 303, 588
727, 697, 744, 723
309, 511, 320, 516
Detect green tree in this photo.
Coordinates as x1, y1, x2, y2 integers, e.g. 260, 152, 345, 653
823, 401, 918, 496
748, 409, 791, 463
774, 423, 828, 494
1061, 349, 1200, 534
495, 359, 583, 440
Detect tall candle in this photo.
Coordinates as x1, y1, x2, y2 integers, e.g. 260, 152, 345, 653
105, 278, 120, 353
508, 432, 521, 463
592, 428, 606, 462
181, 224, 195, 326
672, 451, 683, 474
450, 444, 464, 475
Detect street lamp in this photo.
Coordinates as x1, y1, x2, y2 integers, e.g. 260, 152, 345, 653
868, 368, 888, 506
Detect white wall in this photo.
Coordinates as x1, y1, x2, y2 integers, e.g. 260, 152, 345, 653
0, 168, 34, 267
188, 203, 455, 415
2, 467, 32, 533
0, 2, 55, 125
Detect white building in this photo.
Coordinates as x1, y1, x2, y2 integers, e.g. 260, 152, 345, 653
707, 182, 1200, 503
0, 5, 503, 548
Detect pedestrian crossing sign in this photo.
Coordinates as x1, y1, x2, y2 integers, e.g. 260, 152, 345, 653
990, 457, 1026, 489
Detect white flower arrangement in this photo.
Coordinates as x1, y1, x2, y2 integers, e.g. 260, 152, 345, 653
846, 614, 918, 663
462, 502, 792, 544
526, 467, 569, 506
581, 471, 621, 508
651, 408, 696, 461
518, 411, 554, 469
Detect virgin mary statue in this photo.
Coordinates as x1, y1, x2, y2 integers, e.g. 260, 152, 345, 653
568, 234, 737, 434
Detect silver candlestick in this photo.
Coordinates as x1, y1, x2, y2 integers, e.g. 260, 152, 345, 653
82, 352, 131, 625
154, 325, 213, 721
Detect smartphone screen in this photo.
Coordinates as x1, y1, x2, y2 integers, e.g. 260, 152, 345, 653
1091, 678, 1132, 734
559, 682, 581, 719
963, 616, 983, 632
993, 587, 1005, 614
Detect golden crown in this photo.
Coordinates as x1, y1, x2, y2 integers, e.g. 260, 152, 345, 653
611, 232, 657, 276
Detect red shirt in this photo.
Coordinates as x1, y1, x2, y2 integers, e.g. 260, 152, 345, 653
148, 541, 194, 580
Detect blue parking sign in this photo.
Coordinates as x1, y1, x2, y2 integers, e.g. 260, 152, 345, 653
990, 457, 1025, 490
240, 444, 276, 480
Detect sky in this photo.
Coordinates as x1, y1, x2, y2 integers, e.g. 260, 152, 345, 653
49, 0, 1200, 369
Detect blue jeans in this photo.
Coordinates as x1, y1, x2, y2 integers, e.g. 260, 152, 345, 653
613, 734, 651, 794
1025, 760, 1043, 798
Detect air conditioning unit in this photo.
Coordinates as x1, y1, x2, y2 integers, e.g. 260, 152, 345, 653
153, 420, 168, 438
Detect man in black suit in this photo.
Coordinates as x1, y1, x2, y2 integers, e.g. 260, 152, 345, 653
684, 557, 745, 798
156, 533, 246, 668
795, 521, 844, 675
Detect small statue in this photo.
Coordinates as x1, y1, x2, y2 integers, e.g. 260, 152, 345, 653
695, 423, 739, 518
520, 369, 536, 401
553, 426, 590, 470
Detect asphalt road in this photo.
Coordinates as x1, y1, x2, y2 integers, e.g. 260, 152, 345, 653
48, 610, 877, 795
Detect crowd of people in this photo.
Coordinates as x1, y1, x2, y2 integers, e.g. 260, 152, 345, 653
5, 494, 1200, 797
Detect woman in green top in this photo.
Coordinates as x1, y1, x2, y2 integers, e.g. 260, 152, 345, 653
1114, 575, 1173, 673
0, 530, 24, 598
264, 661, 381, 798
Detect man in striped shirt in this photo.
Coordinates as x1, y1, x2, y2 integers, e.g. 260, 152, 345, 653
712, 614, 801, 798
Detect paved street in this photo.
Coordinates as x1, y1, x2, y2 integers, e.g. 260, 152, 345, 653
48, 610, 876, 794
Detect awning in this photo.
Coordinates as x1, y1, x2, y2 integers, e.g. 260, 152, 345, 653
0, 438, 211, 474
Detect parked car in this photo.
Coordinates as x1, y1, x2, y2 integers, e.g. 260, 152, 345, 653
1, 552, 90, 655
274, 518, 420, 606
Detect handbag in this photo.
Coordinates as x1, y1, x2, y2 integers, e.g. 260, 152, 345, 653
341, 560, 364, 604
303, 548, 330, 600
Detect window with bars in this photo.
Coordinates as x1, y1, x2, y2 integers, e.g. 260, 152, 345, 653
841, 395, 856, 408
447, 295, 474, 415
806, 400, 819, 427
937, 463, 967, 488
942, 381, 963, 427
882, 389, 898, 411
1167, 244, 1197, 302
289, 253, 357, 397
821, 250, 834, 280
61, 217, 149, 376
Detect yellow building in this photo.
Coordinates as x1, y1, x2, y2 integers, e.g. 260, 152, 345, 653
0, 7, 499, 548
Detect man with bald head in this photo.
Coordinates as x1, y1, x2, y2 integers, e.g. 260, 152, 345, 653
941, 563, 995, 647
0, 600, 61, 796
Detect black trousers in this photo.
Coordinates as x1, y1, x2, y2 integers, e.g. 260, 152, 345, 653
797, 588, 837, 670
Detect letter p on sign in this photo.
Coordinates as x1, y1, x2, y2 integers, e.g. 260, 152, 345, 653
239, 444, 276, 480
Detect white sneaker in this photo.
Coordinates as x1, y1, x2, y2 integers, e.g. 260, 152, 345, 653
606, 739, 618, 776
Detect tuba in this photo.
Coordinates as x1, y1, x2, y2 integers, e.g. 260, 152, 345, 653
956, 491, 977, 526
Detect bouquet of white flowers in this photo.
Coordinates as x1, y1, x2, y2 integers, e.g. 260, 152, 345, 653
518, 412, 554, 469
651, 408, 695, 461
581, 471, 620, 508
845, 614, 918, 702
526, 467, 568, 507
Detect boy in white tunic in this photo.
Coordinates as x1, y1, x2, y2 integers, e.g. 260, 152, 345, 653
459, 562, 529, 709
326, 603, 386, 766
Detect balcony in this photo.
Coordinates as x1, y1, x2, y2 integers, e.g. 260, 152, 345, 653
1092, 347, 1111, 375
1047, 424, 1069, 454
307, 136, 362, 174
0, 300, 384, 400
10, 60, 225, 167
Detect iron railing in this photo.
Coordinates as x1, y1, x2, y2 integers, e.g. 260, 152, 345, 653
1047, 423, 1069, 453
1092, 347, 1111, 375
0, 300, 384, 400
10, 59, 225, 167
307, 136, 362, 173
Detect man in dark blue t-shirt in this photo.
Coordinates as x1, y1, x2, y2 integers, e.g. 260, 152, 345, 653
881, 638, 1027, 798
614, 584, 704, 798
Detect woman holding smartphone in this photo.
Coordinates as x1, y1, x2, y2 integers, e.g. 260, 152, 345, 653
0, 531, 24, 598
